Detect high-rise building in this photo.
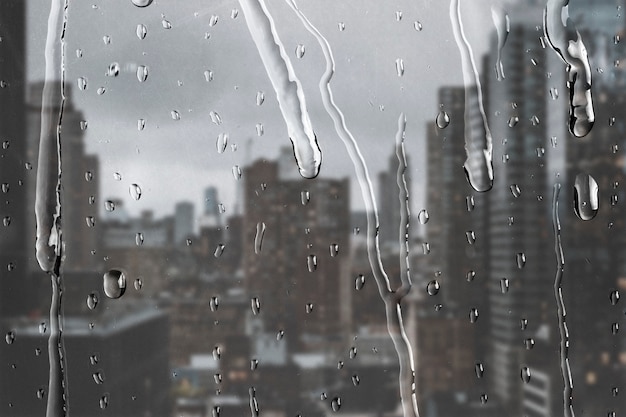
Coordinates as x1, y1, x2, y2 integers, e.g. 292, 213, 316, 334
174, 201, 194, 244
378, 148, 411, 245
484, 7, 567, 413
242, 155, 350, 349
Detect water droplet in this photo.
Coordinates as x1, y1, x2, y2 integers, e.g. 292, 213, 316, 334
395, 11, 403, 21
395, 58, 404, 77
218, 204, 225, 214
510, 184, 521, 198
231, 9, 239, 19
414, 21, 423, 31
609, 289, 620, 305
331, 397, 341, 412
85, 216, 96, 228
76, 49, 82, 58
39, 322, 47, 334
480, 393, 488, 404
256, 123, 264, 136
338, 22, 345, 31
134, 278, 143, 290
77, 77, 87, 91
96, 87, 106, 95
305, 303, 314, 314
138, 119, 146, 131
611, 322, 619, 335
250, 359, 258, 370
508, 116, 519, 127
301, 190, 310, 205
516, 253, 526, 269
103, 35, 111, 45
418, 209, 429, 224
171, 110, 180, 120
87, 293, 98, 310
307, 254, 317, 272
103, 269, 126, 299
104, 200, 116, 212
209, 15, 219, 26
136, 24, 147, 39
349, 346, 357, 359
351, 374, 360, 386
4, 331, 14, 345
204, 70, 214, 82
212, 345, 221, 360
36, 388, 45, 399
524, 338, 535, 350
466, 270, 476, 282
99, 394, 109, 409
521, 366, 531, 383
128, 183, 142, 201
295, 44, 305, 59
475, 362, 484, 378
550, 87, 559, 100
209, 111, 222, 125
337, 361, 344, 369
251, 297, 261, 315
574, 173, 599, 221
329, 244, 339, 257
465, 230, 476, 245
254, 222, 266, 254
93, 370, 105, 384
355, 274, 365, 290
256, 91, 265, 106
469, 308, 479, 323
466, 195, 475, 212
212, 406, 221, 417
276, 330, 284, 340
132, 0, 153, 6
500, 278, 509, 294
135, 232, 144, 246
214, 244, 225, 258
436, 110, 450, 129
136, 65, 148, 82
232, 165, 242, 180
426, 280, 440, 296
106, 62, 120, 77
2, 216, 10, 227
162, 19, 172, 29
216, 133, 229, 154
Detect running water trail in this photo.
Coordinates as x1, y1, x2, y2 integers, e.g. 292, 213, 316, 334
238, 0, 321, 178
285, 2, 418, 416
544, 0, 594, 138
491, 7, 510, 81
35, 0, 69, 415
552, 184, 574, 417
449, 0, 494, 193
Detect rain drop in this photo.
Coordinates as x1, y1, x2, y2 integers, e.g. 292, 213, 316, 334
351, 374, 360, 386
331, 397, 341, 412
295, 44, 305, 59
135, 232, 144, 246
508, 116, 519, 127
87, 293, 98, 310
103, 269, 126, 299
232, 165, 242, 180
521, 366, 531, 383
254, 222, 266, 254
99, 394, 109, 409
136, 65, 148, 82
256, 91, 265, 106
355, 274, 365, 290
329, 243, 339, 257
210, 296, 219, 312
475, 362, 484, 378
129, 184, 142, 200
301, 190, 310, 205
209, 111, 222, 125
395, 58, 404, 77
469, 308, 479, 323
609, 289, 620, 305
510, 184, 521, 198
131, 0, 153, 7
77, 77, 87, 91
171, 110, 180, 121
136, 24, 147, 39
209, 15, 219, 26
305, 303, 314, 314
500, 278, 509, 294
214, 244, 225, 258
134, 278, 143, 290
466, 230, 476, 245
349, 346, 357, 359
212, 345, 221, 360
414, 21, 423, 31
516, 252, 526, 269
418, 209, 429, 224
162, 19, 172, 29
466, 270, 476, 282
251, 297, 261, 315
466, 195, 475, 212
573, 173, 599, 221
426, 280, 440, 296
217, 133, 229, 154
307, 254, 317, 272
436, 110, 450, 129
106, 62, 120, 77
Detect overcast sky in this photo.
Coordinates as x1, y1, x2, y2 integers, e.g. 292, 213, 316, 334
27, 0, 512, 220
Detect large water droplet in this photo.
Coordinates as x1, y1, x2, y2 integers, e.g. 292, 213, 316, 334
418, 209, 429, 224
307, 254, 317, 272
99, 394, 109, 409
436, 110, 450, 129
132, 0, 153, 7
87, 293, 98, 310
103, 269, 126, 299
426, 280, 440, 296
331, 397, 341, 412
129, 184, 142, 201
254, 222, 266, 254
136, 65, 149, 82
573, 173, 599, 221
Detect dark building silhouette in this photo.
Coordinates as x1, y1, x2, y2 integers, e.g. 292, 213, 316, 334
243, 155, 350, 350
378, 148, 411, 245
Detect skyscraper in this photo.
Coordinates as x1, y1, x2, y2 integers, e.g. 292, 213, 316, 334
485, 7, 567, 413
378, 148, 411, 246
243, 155, 350, 350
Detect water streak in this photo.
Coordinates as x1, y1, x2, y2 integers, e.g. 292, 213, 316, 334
449, 0, 494, 192
238, 0, 321, 178
36, 1, 69, 416
285, 2, 418, 416
491, 7, 510, 81
552, 184, 574, 417
544, 0, 594, 137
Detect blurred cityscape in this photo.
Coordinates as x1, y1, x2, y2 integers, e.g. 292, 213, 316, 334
1, 0, 626, 417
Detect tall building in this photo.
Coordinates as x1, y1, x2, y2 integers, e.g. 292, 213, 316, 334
378, 149, 411, 245
0, 1, 30, 317
242, 154, 350, 349
484, 6, 567, 413
174, 201, 194, 244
